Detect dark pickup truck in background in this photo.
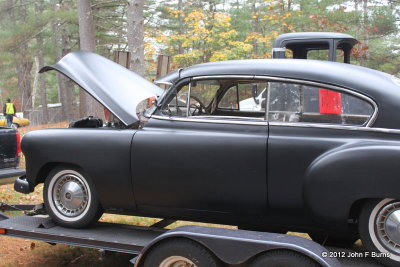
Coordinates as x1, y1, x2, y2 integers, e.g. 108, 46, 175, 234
0, 127, 25, 185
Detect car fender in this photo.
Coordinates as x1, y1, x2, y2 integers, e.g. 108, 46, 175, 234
304, 141, 400, 228
21, 128, 137, 210
134, 225, 339, 267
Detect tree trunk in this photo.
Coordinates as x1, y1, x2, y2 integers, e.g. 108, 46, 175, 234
15, 61, 33, 112
251, 0, 258, 56
55, 0, 76, 122
13, 0, 33, 114
178, 0, 184, 54
127, 0, 145, 76
362, 0, 369, 66
35, 1, 49, 124
77, 0, 105, 119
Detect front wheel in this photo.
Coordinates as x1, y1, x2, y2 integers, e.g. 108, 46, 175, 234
359, 198, 400, 266
44, 165, 103, 228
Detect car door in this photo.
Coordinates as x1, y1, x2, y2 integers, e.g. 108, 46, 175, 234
131, 78, 268, 216
263, 79, 376, 217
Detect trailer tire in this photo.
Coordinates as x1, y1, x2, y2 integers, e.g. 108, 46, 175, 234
249, 250, 320, 267
143, 238, 222, 267
44, 165, 103, 228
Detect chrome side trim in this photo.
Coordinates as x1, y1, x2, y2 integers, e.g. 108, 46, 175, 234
187, 75, 379, 128
151, 115, 400, 134
269, 121, 400, 134
151, 115, 268, 126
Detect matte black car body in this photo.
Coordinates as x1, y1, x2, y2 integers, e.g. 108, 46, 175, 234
15, 51, 400, 264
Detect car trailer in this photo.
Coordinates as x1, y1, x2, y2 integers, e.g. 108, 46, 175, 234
0, 203, 340, 267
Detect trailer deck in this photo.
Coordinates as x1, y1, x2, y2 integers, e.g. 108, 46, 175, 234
0, 214, 165, 255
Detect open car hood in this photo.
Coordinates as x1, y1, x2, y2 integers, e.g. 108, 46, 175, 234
40, 51, 164, 126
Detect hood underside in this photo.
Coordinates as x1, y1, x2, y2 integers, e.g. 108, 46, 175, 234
40, 51, 164, 126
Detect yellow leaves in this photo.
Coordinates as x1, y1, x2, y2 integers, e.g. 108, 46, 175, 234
210, 51, 228, 62
245, 32, 275, 44
169, 9, 183, 18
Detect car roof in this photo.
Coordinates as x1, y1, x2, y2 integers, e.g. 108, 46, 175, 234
157, 59, 400, 129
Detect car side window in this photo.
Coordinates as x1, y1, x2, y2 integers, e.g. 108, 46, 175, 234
218, 82, 267, 115
266, 82, 374, 126
162, 80, 220, 117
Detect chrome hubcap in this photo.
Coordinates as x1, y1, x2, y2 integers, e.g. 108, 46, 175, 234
159, 256, 196, 267
376, 202, 400, 254
52, 174, 88, 217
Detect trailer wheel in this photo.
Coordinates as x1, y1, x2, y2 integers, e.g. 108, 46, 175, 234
359, 198, 400, 266
143, 238, 221, 267
44, 165, 103, 228
249, 250, 320, 267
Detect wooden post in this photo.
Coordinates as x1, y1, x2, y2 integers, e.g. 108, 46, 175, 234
156, 55, 171, 89
156, 55, 171, 79
113, 51, 131, 69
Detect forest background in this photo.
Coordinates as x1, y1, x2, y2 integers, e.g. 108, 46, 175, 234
0, 0, 399, 125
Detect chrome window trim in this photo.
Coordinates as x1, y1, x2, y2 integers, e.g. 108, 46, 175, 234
154, 81, 173, 86
151, 115, 268, 126
254, 75, 378, 127
192, 75, 255, 80
190, 75, 378, 127
186, 82, 192, 117
196, 115, 265, 121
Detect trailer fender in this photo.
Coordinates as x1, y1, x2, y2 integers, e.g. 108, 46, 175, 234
134, 225, 340, 267
304, 143, 400, 228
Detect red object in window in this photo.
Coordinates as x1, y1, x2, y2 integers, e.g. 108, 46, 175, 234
16, 131, 21, 156
319, 89, 342, 114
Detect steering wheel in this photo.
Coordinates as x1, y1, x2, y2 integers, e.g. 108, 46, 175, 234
189, 96, 206, 116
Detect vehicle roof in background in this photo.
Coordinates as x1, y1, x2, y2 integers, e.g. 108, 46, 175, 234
273, 32, 358, 48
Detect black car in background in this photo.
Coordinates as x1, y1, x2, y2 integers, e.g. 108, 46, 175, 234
0, 127, 24, 185
14, 50, 400, 266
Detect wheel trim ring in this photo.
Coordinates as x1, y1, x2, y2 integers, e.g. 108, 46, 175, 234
368, 198, 400, 261
47, 169, 92, 222
53, 174, 88, 217
159, 255, 197, 267
375, 201, 400, 254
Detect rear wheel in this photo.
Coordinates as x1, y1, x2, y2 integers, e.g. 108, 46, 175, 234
143, 238, 221, 267
359, 198, 400, 266
44, 165, 103, 228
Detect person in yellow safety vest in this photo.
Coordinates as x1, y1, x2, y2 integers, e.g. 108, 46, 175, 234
3, 98, 16, 128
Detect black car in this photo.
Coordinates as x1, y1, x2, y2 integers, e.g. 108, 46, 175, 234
15, 51, 400, 266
